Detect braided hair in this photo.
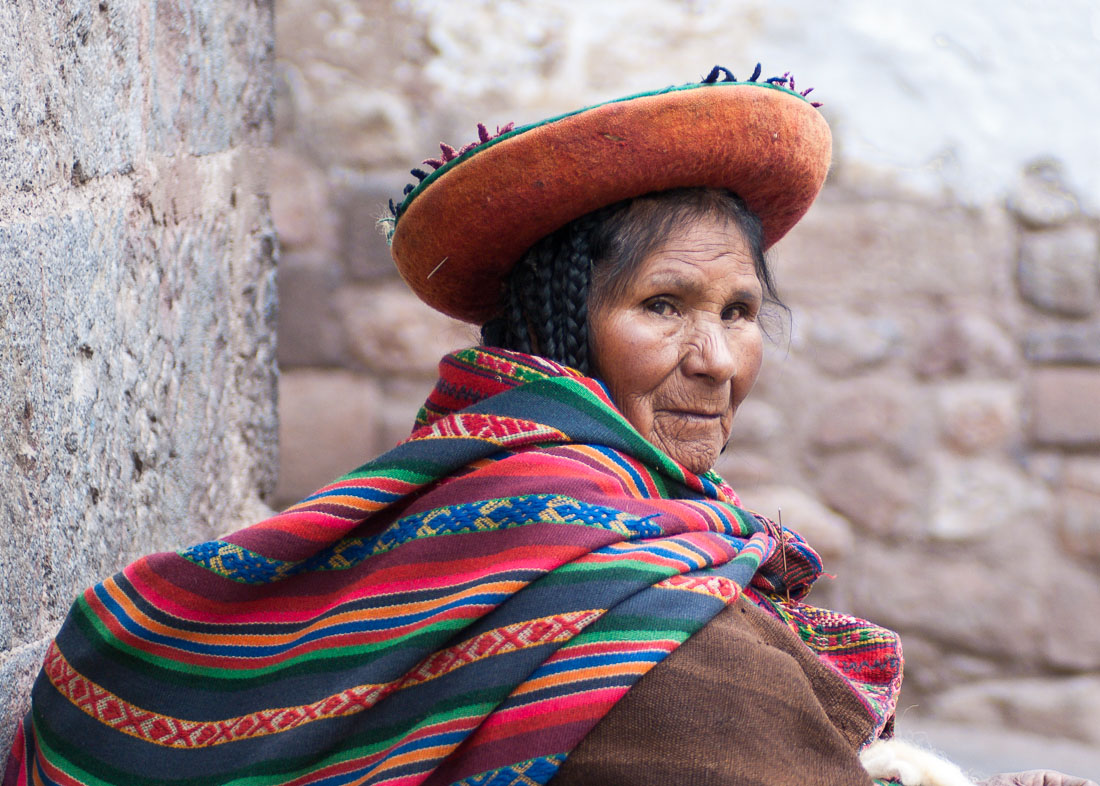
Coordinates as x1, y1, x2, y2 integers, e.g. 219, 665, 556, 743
480, 188, 784, 374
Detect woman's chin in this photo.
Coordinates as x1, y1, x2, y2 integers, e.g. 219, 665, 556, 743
660, 439, 722, 475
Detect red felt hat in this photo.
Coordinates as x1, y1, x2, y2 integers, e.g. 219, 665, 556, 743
386, 67, 831, 324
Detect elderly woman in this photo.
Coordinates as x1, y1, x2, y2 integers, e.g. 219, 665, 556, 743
5, 68, 1092, 786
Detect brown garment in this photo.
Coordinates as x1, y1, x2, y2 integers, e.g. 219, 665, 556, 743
551, 595, 878, 786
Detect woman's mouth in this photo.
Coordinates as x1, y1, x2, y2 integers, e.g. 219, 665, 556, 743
663, 409, 722, 422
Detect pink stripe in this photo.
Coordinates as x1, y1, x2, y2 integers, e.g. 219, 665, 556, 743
542, 639, 678, 666
482, 685, 628, 729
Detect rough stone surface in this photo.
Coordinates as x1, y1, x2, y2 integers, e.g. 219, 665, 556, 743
1028, 368, 1100, 447
1064, 457, 1100, 494
848, 537, 1100, 673
0, 0, 276, 759
774, 195, 1015, 306
334, 170, 411, 281
269, 148, 335, 253
1016, 226, 1100, 317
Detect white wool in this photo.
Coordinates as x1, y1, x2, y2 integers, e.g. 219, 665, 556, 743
860, 739, 974, 786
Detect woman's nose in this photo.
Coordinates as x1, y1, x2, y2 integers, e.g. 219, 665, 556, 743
681, 317, 737, 382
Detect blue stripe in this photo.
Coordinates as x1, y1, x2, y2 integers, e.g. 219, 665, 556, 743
531, 649, 667, 677
303, 485, 406, 504
590, 445, 654, 498
92, 584, 509, 658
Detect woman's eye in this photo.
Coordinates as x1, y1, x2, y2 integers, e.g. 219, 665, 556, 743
645, 298, 677, 316
722, 304, 745, 321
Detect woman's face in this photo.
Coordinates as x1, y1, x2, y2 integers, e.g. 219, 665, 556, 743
588, 217, 764, 475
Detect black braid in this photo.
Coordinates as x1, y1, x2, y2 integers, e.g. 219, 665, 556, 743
529, 242, 558, 361
480, 214, 601, 373
558, 231, 591, 369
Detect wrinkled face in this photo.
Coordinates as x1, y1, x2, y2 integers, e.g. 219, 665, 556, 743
588, 218, 764, 475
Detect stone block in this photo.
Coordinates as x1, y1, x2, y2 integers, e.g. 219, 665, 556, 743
933, 676, 1100, 745
1, 0, 276, 757
0, 2, 273, 192
269, 148, 335, 252
913, 311, 1020, 379
274, 369, 381, 507
1028, 368, 1100, 447
1024, 322, 1100, 365
1059, 488, 1100, 561
845, 533, 1100, 674
928, 456, 1049, 542
1064, 457, 1100, 494
895, 634, 1003, 701
274, 0, 429, 168
773, 192, 1015, 305
333, 170, 411, 281
844, 545, 1023, 660
1007, 162, 1081, 229
712, 452, 776, 492
726, 399, 783, 447
814, 451, 918, 538
809, 381, 932, 462
1034, 562, 1100, 671
377, 378, 440, 448
276, 261, 349, 368
935, 383, 1019, 454
800, 309, 904, 375
737, 485, 854, 562
1016, 226, 1100, 317
338, 282, 479, 376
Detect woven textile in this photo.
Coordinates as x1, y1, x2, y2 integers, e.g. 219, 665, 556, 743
5, 347, 901, 786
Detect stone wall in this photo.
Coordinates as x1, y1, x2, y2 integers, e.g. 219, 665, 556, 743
0, 0, 277, 756
271, 0, 1100, 749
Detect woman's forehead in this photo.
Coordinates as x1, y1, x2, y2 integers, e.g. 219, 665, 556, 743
628, 237, 763, 297
638, 221, 757, 272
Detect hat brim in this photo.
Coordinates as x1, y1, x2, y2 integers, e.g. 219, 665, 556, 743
391, 81, 831, 324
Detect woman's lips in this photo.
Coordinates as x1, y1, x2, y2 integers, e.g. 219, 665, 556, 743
661, 409, 722, 421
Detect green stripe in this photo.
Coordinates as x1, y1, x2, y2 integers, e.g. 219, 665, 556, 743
538, 560, 678, 587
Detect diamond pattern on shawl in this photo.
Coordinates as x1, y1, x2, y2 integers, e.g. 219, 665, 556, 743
422, 412, 567, 445
42, 610, 602, 751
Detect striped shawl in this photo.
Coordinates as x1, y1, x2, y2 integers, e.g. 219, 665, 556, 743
5, 347, 902, 786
